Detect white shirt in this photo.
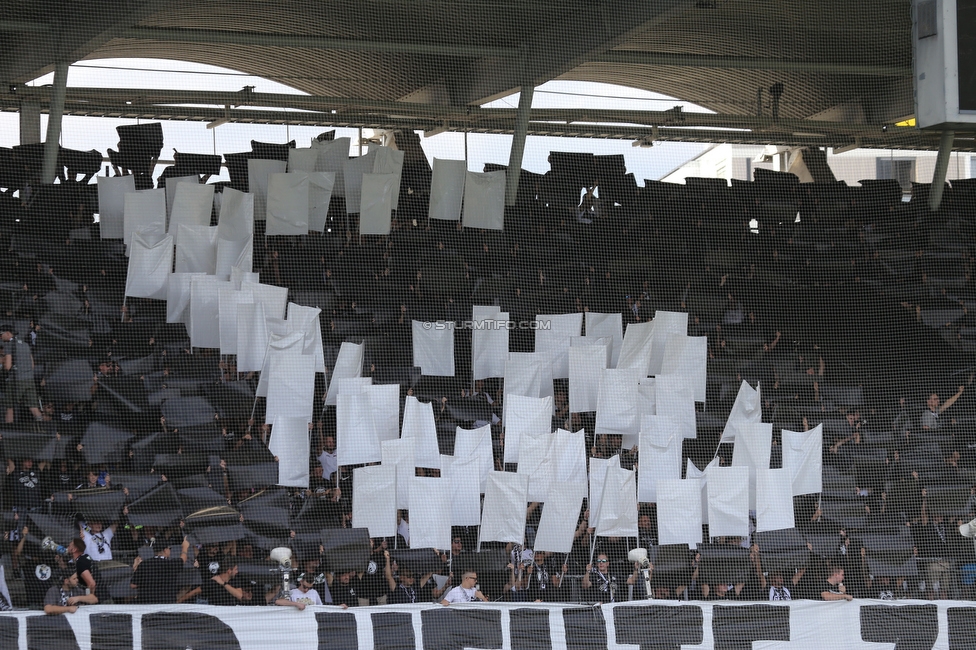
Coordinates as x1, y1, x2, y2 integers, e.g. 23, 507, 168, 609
443, 585, 478, 603
290, 586, 323, 606
81, 526, 114, 561
318, 450, 338, 480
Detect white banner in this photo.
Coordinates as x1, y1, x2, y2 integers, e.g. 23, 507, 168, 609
503, 352, 553, 425
472, 314, 509, 380
617, 321, 654, 376
595, 464, 637, 538
215, 235, 253, 280
551, 429, 587, 487
660, 334, 708, 403
595, 367, 641, 441
721, 380, 762, 443
166, 272, 201, 324
705, 465, 751, 538
242, 278, 289, 320
428, 158, 465, 221
657, 479, 703, 546
286, 303, 326, 373
236, 302, 268, 373
247, 159, 286, 221
165, 175, 198, 223
353, 464, 397, 539
637, 415, 682, 503
588, 456, 613, 525
367, 383, 400, 443
686, 457, 718, 525
97, 175, 135, 239
343, 151, 376, 215
454, 424, 493, 493
756, 468, 795, 533
568, 343, 607, 413
382, 438, 415, 510
480, 471, 528, 544
288, 147, 318, 173
585, 312, 623, 368
169, 182, 214, 235
359, 173, 395, 235
189, 276, 227, 349
534, 481, 586, 554
534, 313, 582, 380
409, 476, 452, 550
269, 416, 310, 488
325, 341, 364, 406
123, 188, 166, 250
265, 332, 317, 424
444, 453, 482, 526
312, 137, 350, 197
266, 172, 309, 235
655, 374, 697, 440
308, 171, 335, 232
218, 286, 251, 355
412, 321, 454, 377
125, 232, 173, 300
648, 311, 688, 375
462, 170, 505, 230
372, 146, 404, 209
217, 187, 254, 241
517, 431, 552, 503
731, 421, 772, 509
175, 224, 217, 274
401, 397, 440, 469
782, 424, 823, 496
337, 392, 381, 466
503, 394, 552, 464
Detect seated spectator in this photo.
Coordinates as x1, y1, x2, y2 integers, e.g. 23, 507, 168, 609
441, 571, 488, 605
43, 571, 97, 615
329, 570, 363, 609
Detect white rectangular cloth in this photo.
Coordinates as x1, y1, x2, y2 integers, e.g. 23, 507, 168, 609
782, 424, 823, 496
721, 381, 762, 443
218, 286, 251, 355
367, 383, 400, 443
572, 336, 612, 367
657, 479, 703, 545
648, 311, 688, 375
343, 151, 377, 215
269, 416, 310, 488
585, 312, 623, 368
125, 232, 173, 300
637, 377, 656, 418
568, 343, 607, 413
308, 172, 335, 232
286, 302, 326, 373
288, 147, 318, 173
654, 375, 697, 441
265, 332, 317, 424
166, 272, 202, 324
241, 278, 289, 320
705, 466, 751, 538
169, 182, 214, 235
588, 456, 613, 524
502, 352, 553, 425
382, 438, 415, 510
551, 429, 587, 487
412, 321, 455, 376
97, 175, 135, 239
731, 421, 772, 510
401, 396, 440, 469
517, 431, 552, 502
480, 471, 528, 544
685, 457, 719, 525
409, 477, 452, 550
353, 465, 397, 539
359, 173, 395, 235
188, 276, 227, 349
236, 302, 267, 373
594, 367, 642, 440
660, 334, 708, 403
428, 158, 466, 221
266, 172, 309, 235
123, 189, 166, 250
215, 235, 252, 280
503, 394, 553, 464
312, 137, 350, 197
175, 224, 217, 274
444, 454, 482, 526
217, 187, 254, 241
595, 464, 637, 538
325, 341, 364, 406
534, 313, 582, 380
617, 321, 654, 375
247, 159, 286, 221
337, 392, 381, 465
372, 146, 404, 209
462, 170, 505, 230
165, 175, 198, 223
534, 481, 587, 554
637, 415, 683, 503
472, 314, 509, 380
756, 468, 796, 532
454, 424, 493, 493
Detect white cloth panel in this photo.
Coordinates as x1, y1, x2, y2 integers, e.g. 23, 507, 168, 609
359, 173, 395, 235
685, 457, 719, 525
286, 303, 326, 373
215, 235, 252, 280
343, 151, 376, 215
503, 352, 554, 425
472, 314, 509, 380
189, 277, 227, 349
534, 481, 587, 554
230, 267, 259, 290
461, 170, 506, 230
648, 311, 688, 375
312, 136, 350, 197
428, 158, 466, 221
657, 479, 703, 546
175, 224, 217, 274
123, 189, 166, 249
307, 172, 335, 232
372, 146, 404, 209
409, 477, 452, 550
534, 313, 582, 380
288, 147, 318, 173
412, 321, 455, 376
571, 335, 611, 367
265, 332, 317, 424
616, 321, 654, 375
97, 175, 136, 239
705, 466, 751, 537
594, 367, 641, 441
454, 425, 493, 492
660, 335, 707, 403
166, 272, 201, 324
218, 286, 250, 355
756, 468, 796, 533
480, 472, 529, 544
517, 431, 553, 502
444, 454, 482, 526
585, 312, 623, 368
382, 438, 415, 510
655, 374, 697, 440
367, 384, 400, 443
588, 456, 613, 525
236, 302, 268, 373
169, 183, 214, 235
782, 424, 823, 496
125, 232, 173, 300
568, 344, 607, 413
731, 421, 772, 510
503, 394, 553, 464
247, 159, 286, 221
337, 392, 381, 465
266, 172, 309, 235
269, 416, 310, 488
164, 175, 198, 223
721, 380, 762, 443
595, 464, 637, 538
353, 465, 397, 539
637, 377, 656, 418
401, 397, 440, 469
324, 341, 364, 406
217, 187, 254, 241
551, 429, 587, 487
637, 415, 682, 503
241, 278, 289, 320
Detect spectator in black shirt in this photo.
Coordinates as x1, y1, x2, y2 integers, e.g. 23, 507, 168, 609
330, 570, 362, 609
67, 537, 96, 595
130, 540, 188, 603
6, 457, 49, 512
202, 559, 246, 606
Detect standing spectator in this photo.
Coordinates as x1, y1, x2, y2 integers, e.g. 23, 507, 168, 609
821, 565, 853, 601
67, 537, 97, 596
79, 519, 117, 562
441, 571, 488, 605
275, 572, 323, 610
202, 558, 246, 606
921, 387, 965, 431
1, 324, 46, 423
130, 540, 188, 603
581, 553, 620, 603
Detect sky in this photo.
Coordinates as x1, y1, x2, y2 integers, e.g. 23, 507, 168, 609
2, 58, 710, 185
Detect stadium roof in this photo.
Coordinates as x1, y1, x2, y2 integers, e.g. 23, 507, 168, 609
0, 0, 972, 150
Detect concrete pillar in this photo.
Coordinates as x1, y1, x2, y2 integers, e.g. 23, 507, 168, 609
505, 84, 534, 206
40, 62, 69, 184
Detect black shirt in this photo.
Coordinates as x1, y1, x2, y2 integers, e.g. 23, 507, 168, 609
202, 577, 240, 606
132, 556, 182, 604
74, 554, 94, 589
333, 576, 361, 608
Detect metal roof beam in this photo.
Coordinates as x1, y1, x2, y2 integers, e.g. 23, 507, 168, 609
591, 51, 911, 77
